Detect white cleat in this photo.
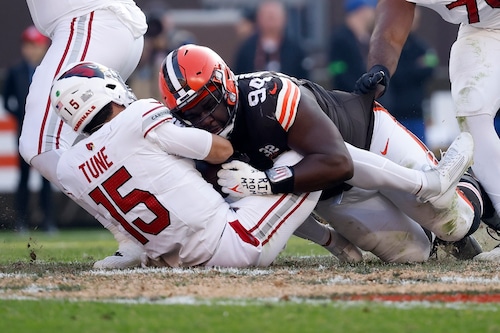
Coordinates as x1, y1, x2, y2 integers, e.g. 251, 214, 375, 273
323, 228, 363, 263
420, 132, 474, 209
93, 240, 144, 269
474, 245, 500, 262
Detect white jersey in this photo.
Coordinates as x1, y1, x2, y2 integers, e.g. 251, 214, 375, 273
26, 0, 147, 37
408, 0, 500, 28
56, 99, 230, 267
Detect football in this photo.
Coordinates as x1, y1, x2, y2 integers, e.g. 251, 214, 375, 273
195, 160, 224, 195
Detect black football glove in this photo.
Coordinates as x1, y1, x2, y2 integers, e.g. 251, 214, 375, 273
354, 64, 391, 96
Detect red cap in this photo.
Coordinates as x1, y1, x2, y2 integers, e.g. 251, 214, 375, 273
21, 26, 50, 45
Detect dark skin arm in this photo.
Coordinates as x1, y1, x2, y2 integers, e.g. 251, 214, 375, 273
285, 86, 354, 193
205, 134, 234, 164
368, 0, 416, 79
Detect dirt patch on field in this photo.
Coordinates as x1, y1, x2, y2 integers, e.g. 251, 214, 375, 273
1, 228, 500, 302
1, 257, 500, 302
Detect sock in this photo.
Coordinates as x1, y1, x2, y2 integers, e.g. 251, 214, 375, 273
293, 215, 331, 246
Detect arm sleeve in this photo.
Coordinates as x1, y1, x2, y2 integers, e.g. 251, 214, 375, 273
147, 122, 213, 160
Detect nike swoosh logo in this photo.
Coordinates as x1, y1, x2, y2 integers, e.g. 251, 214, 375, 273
229, 185, 242, 193
380, 138, 389, 155
269, 82, 278, 95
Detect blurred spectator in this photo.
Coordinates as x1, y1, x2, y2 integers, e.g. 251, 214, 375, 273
234, 7, 256, 42
129, 10, 196, 100
328, 0, 377, 92
232, 0, 309, 79
387, 8, 438, 144
2, 26, 57, 233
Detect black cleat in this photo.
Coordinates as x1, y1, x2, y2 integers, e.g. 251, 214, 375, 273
435, 235, 482, 260
457, 172, 484, 236
461, 169, 500, 239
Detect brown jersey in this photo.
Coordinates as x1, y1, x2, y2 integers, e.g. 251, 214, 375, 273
230, 71, 374, 171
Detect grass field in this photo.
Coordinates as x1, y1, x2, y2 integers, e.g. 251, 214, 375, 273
1, 229, 500, 333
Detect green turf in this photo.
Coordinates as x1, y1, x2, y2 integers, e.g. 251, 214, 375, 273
0, 229, 116, 264
0, 298, 499, 333
0, 229, 499, 333
0, 229, 329, 264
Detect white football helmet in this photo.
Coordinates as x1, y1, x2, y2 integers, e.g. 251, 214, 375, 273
50, 61, 136, 134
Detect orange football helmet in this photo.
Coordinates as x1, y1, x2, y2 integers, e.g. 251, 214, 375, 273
159, 44, 238, 137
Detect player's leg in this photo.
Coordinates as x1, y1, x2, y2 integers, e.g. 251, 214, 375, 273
21, 9, 144, 182
205, 190, 321, 267
79, 9, 145, 81
22, 10, 145, 268
206, 151, 321, 267
315, 189, 431, 263
368, 107, 477, 242
293, 215, 363, 263
346, 107, 473, 210
67, 11, 145, 267
205, 189, 321, 267
450, 26, 500, 217
93, 223, 144, 269
450, 27, 500, 260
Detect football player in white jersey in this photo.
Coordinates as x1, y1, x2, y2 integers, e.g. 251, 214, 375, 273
355, 0, 500, 260
48, 61, 323, 268
21, 0, 147, 267
158, 45, 483, 263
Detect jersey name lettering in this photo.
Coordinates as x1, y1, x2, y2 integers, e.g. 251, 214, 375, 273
78, 146, 114, 183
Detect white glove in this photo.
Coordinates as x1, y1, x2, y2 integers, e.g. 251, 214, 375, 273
217, 160, 272, 198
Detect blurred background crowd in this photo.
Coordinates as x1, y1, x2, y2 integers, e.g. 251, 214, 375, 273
0, 0, 474, 230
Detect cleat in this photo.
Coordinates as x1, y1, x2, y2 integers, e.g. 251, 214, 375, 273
323, 228, 363, 263
474, 244, 500, 261
93, 240, 144, 269
420, 132, 474, 209
483, 212, 500, 232
474, 174, 500, 232
435, 235, 482, 260
456, 172, 484, 236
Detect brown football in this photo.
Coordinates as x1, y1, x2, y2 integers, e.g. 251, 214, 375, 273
195, 160, 224, 195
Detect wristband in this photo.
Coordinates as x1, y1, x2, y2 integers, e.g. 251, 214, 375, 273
265, 165, 295, 194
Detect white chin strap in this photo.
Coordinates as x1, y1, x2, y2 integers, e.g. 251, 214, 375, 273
218, 120, 234, 139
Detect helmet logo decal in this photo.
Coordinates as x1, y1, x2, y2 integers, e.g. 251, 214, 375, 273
60, 63, 105, 80
55, 101, 64, 111
51, 61, 136, 135
81, 89, 94, 102
74, 105, 96, 131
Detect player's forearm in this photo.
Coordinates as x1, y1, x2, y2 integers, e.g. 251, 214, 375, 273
205, 134, 233, 164
367, 0, 416, 75
292, 152, 354, 193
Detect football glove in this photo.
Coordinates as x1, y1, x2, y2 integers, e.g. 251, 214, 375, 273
354, 64, 390, 96
217, 160, 272, 198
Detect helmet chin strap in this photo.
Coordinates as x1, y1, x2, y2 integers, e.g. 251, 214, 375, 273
217, 103, 237, 139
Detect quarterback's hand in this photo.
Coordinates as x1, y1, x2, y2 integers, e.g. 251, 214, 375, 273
354, 65, 390, 97
217, 160, 272, 198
